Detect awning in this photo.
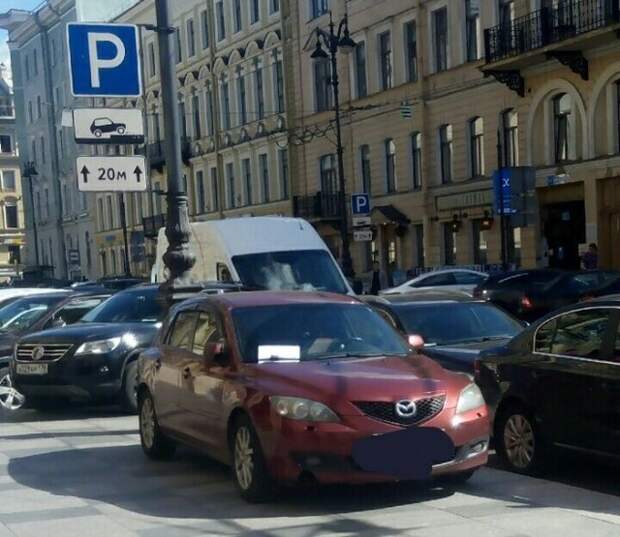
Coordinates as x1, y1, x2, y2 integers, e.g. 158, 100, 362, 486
371, 205, 411, 226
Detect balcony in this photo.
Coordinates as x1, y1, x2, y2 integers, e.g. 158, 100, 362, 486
483, 0, 620, 95
142, 214, 165, 239
293, 192, 342, 221
135, 138, 192, 170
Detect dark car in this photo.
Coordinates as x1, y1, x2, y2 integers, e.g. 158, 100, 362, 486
473, 269, 618, 321
90, 117, 126, 137
363, 292, 524, 374
10, 285, 164, 412
138, 291, 489, 502
579, 275, 620, 300
0, 291, 111, 410
476, 298, 620, 474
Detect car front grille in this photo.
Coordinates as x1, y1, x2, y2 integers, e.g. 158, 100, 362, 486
16, 343, 74, 362
353, 396, 446, 426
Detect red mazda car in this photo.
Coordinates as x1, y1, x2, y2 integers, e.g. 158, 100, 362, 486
137, 292, 489, 501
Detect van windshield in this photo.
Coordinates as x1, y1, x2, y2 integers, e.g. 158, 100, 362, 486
232, 250, 348, 294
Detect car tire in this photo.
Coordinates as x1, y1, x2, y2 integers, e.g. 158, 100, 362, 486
93, 129, 102, 137
120, 361, 138, 413
117, 126, 126, 135
138, 389, 175, 460
0, 367, 25, 411
231, 414, 277, 503
495, 403, 545, 474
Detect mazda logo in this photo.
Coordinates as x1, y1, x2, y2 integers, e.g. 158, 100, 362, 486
395, 399, 417, 418
32, 346, 45, 361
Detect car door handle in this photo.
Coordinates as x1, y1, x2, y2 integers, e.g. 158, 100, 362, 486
183, 367, 191, 379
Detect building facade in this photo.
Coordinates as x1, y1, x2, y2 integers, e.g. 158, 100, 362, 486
0, 64, 25, 281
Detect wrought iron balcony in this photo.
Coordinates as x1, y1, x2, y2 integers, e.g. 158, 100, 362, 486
485, 0, 620, 64
142, 214, 165, 239
135, 138, 192, 169
293, 192, 343, 221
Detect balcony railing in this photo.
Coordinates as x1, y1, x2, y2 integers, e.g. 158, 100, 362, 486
293, 192, 342, 220
485, 0, 620, 63
142, 214, 165, 239
135, 138, 191, 169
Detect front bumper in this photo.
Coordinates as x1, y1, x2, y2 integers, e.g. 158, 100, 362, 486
258, 406, 489, 484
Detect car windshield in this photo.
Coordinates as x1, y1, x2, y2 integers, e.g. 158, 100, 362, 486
232, 304, 409, 363
0, 295, 67, 333
393, 302, 522, 346
81, 289, 164, 324
232, 250, 348, 294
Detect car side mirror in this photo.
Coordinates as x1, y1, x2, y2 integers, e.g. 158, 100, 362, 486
408, 334, 425, 351
204, 340, 229, 365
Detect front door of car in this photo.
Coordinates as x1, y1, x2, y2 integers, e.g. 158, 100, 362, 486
535, 307, 617, 452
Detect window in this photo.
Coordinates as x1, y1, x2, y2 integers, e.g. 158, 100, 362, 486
178, 99, 187, 138
8, 244, 20, 265
417, 272, 456, 287
259, 154, 270, 202
501, 109, 518, 167
385, 139, 397, 193
536, 309, 611, 359
0, 135, 11, 153
233, 0, 242, 32
226, 162, 235, 209
411, 132, 422, 190
415, 223, 424, 267
210, 168, 219, 211
175, 27, 183, 63
473, 219, 488, 265
36, 95, 42, 119
274, 54, 284, 113
31, 139, 37, 163
314, 60, 332, 112
24, 55, 29, 80
193, 312, 220, 355
44, 189, 49, 220
355, 42, 367, 98
469, 117, 484, 177
40, 136, 46, 163
221, 79, 230, 130
242, 158, 252, 205
251, 0, 260, 23
465, 0, 480, 61
5, 203, 18, 229
237, 74, 247, 125
311, 0, 329, 19
169, 311, 198, 351
192, 94, 201, 140
201, 10, 209, 49
2, 171, 15, 191
33, 48, 38, 76
107, 196, 114, 230
270, 0, 280, 14
498, 0, 515, 27
279, 149, 289, 199
28, 101, 33, 123
405, 21, 418, 82
320, 154, 336, 193
206, 87, 215, 135
379, 31, 392, 90
255, 62, 265, 120
443, 222, 456, 265
553, 93, 571, 163
439, 124, 453, 184
187, 19, 196, 57
196, 170, 205, 213
148, 42, 156, 78
216, 1, 226, 41
433, 8, 448, 72
360, 145, 371, 194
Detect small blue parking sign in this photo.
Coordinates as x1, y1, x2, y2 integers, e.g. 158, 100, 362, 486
67, 23, 142, 98
351, 193, 370, 215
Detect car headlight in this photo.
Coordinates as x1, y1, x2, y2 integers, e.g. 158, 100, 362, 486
75, 333, 138, 355
270, 396, 339, 422
456, 383, 485, 414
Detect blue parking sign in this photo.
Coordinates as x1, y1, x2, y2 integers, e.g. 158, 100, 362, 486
67, 23, 142, 97
351, 193, 371, 215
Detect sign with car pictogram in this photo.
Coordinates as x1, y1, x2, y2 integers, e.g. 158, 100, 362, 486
73, 108, 144, 144
76, 156, 147, 192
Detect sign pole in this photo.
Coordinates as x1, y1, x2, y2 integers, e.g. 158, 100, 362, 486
154, 0, 196, 302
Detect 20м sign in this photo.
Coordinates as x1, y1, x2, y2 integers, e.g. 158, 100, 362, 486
76, 157, 146, 192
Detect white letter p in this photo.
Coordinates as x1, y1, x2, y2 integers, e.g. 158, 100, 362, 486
87, 32, 126, 88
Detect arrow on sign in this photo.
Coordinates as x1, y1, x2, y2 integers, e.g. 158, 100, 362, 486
80, 166, 90, 183
134, 166, 143, 183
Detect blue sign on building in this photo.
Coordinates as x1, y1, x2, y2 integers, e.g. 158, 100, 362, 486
67, 23, 142, 97
351, 193, 371, 215
493, 168, 517, 215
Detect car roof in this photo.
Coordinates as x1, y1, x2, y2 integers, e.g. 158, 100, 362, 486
364, 291, 479, 306
194, 291, 359, 309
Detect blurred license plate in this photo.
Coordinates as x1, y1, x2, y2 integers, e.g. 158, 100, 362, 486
16, 363, 48, 375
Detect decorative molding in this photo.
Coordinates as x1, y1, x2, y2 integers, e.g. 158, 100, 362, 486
546, 51, 589, 80
485, 70, 525, 97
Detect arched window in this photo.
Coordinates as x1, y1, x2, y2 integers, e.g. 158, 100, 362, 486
469, 117, 484, 177
501, 109, 518, 167
439, 124, 453, 184
553, 93, 572, 163
385, 139, 397, 193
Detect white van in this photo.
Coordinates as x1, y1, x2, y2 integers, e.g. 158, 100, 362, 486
151, 217, 353, 294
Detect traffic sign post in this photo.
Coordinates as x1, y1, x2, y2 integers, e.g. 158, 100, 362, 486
67, 23, 142, 97
73, 108, 144, 144
76, 156, 147, 192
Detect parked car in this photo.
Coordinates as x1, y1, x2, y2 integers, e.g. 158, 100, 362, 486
90, 117, 126, 137
476, 297, 620, 474
380, 269, 487, 296
579, 275, 620, 300
363, 292, 524, 374
137, 291, 489, 502
0, 291, 111, 410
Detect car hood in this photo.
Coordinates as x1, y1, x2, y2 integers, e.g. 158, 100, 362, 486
18, 322, 159, 346
248, 355, 468, 413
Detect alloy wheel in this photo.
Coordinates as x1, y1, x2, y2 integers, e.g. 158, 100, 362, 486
0, 373, 25, 411
234, 426, 255, 491
503, 414, 535, 469
140, 396, 156, 449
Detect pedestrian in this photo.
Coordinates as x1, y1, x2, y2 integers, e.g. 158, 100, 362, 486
582, 243, 598, 270
370, 261, 386, 295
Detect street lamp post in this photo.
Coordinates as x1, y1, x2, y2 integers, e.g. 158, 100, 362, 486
310, 12, 357, 278
22, 161, 39, 266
